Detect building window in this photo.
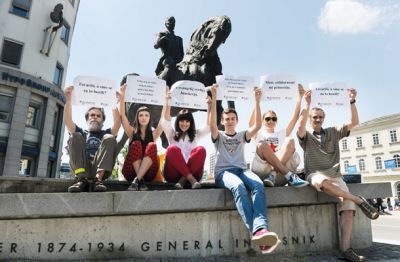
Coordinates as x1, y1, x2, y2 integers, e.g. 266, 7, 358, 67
390, 130, 398, 143
0, 155, 4, 176
26, 104, 40, 127
0, 94, 14, 122
356, 137, 363, 148
1, 39, 24, 66
344, 160, 349, 172
394, 154, 400, 168
60, 21, 70, 45
397, 184, 400, 198
53, 63, 64, 87
342, 139, 348, 150
372, 133, 380, 145
359, 159, 366, 171
19, 158, 33, 176
9, 0, 32, 18
375, 157, 383, 170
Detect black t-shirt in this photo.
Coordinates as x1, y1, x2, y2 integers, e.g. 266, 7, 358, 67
75, 126, 112, 158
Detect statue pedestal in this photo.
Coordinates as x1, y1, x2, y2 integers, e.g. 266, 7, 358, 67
0, 182, 391, 259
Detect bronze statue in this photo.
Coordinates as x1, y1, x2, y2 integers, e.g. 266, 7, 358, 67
154, 16, 184, 86
127, 16, 233, 147
40, 4, 64, 56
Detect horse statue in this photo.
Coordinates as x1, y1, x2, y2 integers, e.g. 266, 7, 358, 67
126, 16, 233, 147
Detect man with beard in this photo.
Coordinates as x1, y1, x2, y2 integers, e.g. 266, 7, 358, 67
63, 86, 121, 192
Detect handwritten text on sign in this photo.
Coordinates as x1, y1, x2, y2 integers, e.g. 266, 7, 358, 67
126, 75, 166, 105
215, 75, 254, 101
170, 81, 208, 110
309, 82, 348, 108
72, 76, 117, 107
260, 75, 297, 101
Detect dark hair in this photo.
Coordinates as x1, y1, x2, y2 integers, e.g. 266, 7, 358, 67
120, 73, 140, 86
85, 107, 105, 121
133, 106, 153, 140
222, 107, 238, 120
174, 109, 196, 142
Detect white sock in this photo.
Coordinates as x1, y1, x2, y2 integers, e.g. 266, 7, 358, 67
284, 171, 293, 180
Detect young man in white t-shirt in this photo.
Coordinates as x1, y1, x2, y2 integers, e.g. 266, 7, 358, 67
249, 84, 308, 187
210, 85, 281, 254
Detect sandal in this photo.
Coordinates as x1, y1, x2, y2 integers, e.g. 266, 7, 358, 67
357, 195, 379, 220
341, 248, 365, 262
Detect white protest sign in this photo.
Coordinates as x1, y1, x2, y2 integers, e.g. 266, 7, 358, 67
72, 76, 117, 107
170, 80, 208, 110
309, 82, 348, 108
260, 75, 297, 101
215, 75, 254, 101
125, 75, 166, 105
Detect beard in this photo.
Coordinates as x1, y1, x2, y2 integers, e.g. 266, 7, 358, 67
87, 121, 103, 132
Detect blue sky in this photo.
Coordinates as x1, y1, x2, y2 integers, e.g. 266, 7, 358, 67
63, 0, 400, 163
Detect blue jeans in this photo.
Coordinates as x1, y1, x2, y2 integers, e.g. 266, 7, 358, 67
215, 167, 268, 234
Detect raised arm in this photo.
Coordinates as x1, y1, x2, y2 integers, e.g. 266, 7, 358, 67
297, 90, 311, 139
63, 86, 77, 133
248, 107, 256, 128
111, 106, 121, 136
153, 86, 170, 141
210, 84, 219, 140
285, 84, 305, 136
206, 91, 212, 126
245, 88, 262, 141
163, 86, 172, 121
118, 84, 135, 138
345, 88, 359, 130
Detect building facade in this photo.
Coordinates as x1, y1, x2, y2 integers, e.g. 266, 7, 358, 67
0, 0, 79, 177
340, 113, 400, 197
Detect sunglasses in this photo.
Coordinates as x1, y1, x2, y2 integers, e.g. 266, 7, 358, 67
264, 117, 277, 122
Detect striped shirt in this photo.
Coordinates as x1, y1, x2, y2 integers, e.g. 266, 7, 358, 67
298, 124, 350, 178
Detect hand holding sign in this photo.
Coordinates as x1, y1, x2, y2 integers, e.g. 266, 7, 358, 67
309, 82, 348, 108
260, 75, 297, 101
72, 76, 117, 107
170, 80, 208, 109
126, 75, 166, 105
215, 75, 254, 101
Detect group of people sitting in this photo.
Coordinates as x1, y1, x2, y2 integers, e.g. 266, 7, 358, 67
63, 80, 379, 261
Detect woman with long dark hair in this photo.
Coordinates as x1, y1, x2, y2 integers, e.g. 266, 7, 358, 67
118, 84, 163, 191
161, 88, 212, 189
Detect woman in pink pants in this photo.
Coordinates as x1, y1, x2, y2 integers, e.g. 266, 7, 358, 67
161, 88, 212, 189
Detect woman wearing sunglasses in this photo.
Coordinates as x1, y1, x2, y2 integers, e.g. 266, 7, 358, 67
249, 84, 309, 188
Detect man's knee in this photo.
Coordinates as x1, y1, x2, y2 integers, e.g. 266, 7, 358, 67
101, 134, 117, 148
232, 182, 248, 197
69, 132, 85, 143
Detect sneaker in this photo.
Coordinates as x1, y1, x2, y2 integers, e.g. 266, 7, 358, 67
251, 228, 280, 249
68, 176, 89, 193
174, 182, 184, 190
128, 177, 140, 191
140, 179, 149, 191
259, 239, 281, 254
287, 172, 309, 188
94, 179, 107, 192
263, 172, 276, 187
191, 182, 201, 189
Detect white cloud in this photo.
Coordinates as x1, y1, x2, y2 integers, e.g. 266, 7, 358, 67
318, 0, 400, 34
